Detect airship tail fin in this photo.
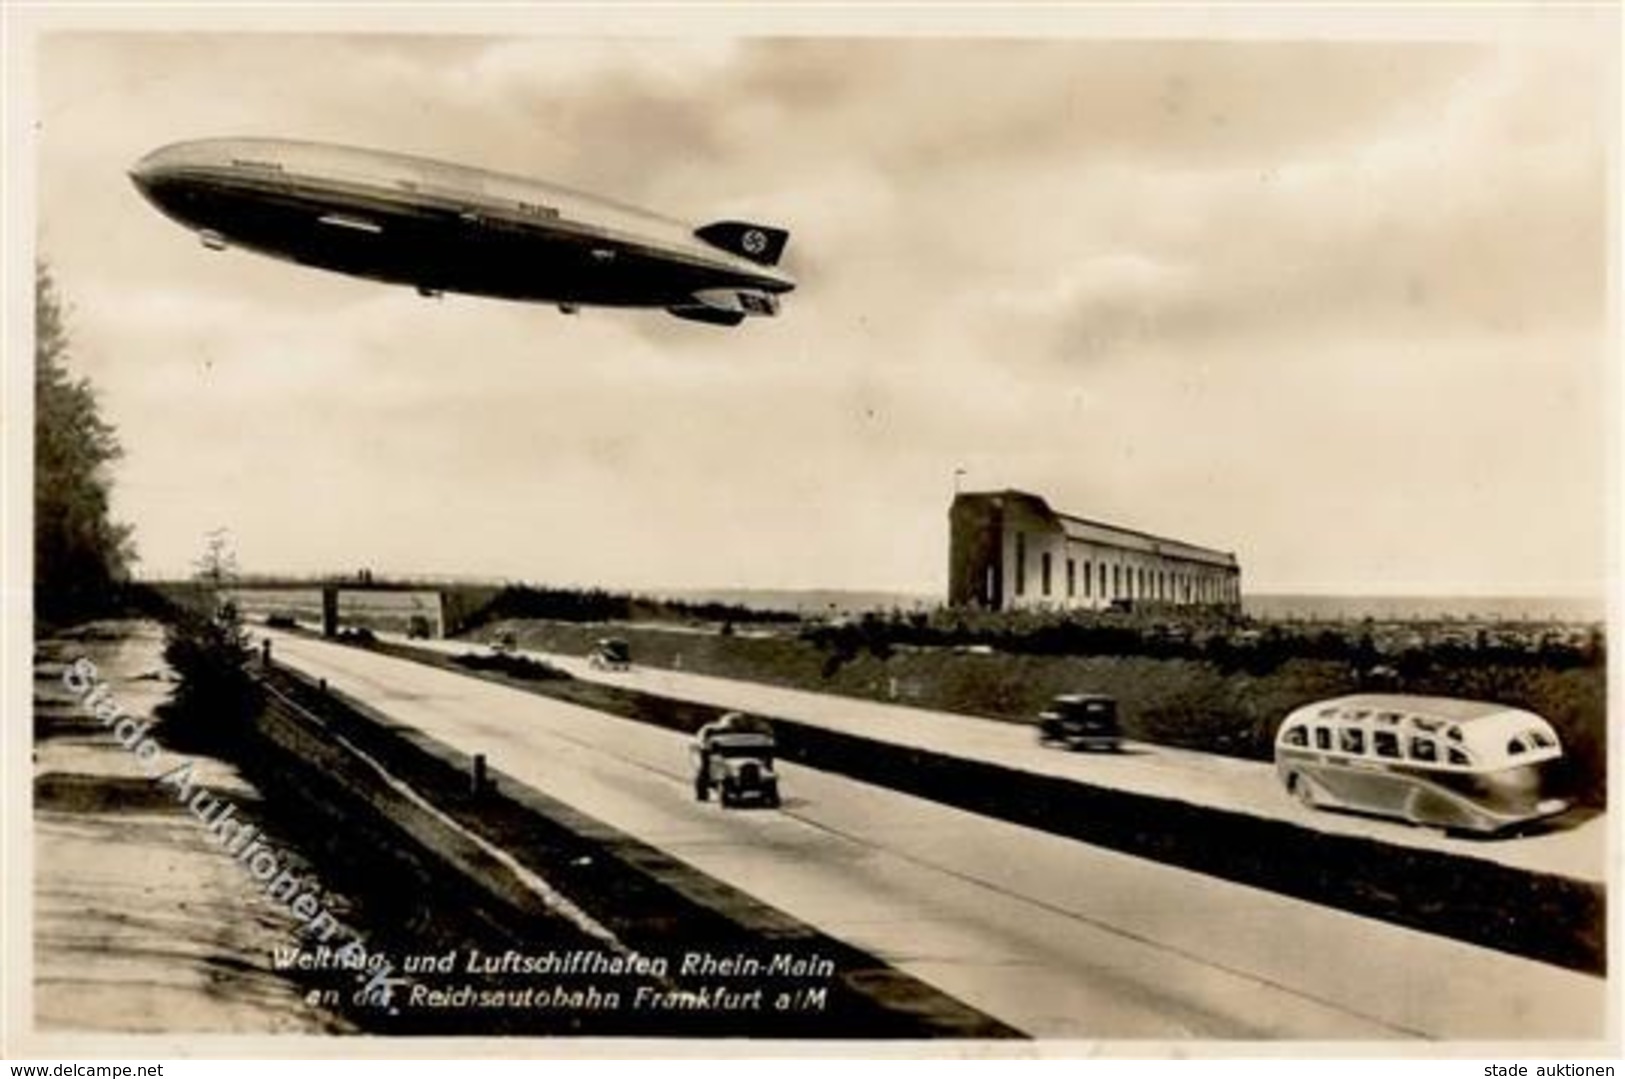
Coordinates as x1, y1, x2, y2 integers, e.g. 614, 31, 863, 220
694, 221, 790, 267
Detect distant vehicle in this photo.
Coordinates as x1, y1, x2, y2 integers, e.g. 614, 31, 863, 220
589, 637, 632, 671
1357, 663, 1401, 690
128, 137, 794, 327
1275, 694, 1570, 835
692, 712, 780, 808
406, 614, 432, 639
1037, 694, 1122, 752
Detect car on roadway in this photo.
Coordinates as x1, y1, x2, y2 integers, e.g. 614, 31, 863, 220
1037, 693, 1122, 752
692, 712, 781, 808
589, 637, 632, 671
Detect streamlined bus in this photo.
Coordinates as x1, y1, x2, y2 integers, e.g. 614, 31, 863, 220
1274, 694, 1569, 835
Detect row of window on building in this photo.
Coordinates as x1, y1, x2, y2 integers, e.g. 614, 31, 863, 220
1013, 533, 1235, 605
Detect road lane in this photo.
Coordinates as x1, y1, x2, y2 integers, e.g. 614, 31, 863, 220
396, 634, 1604, 882
265, 631, 1605, 1041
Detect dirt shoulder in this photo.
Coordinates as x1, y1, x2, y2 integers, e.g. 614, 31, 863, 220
33, 621, 347, 1035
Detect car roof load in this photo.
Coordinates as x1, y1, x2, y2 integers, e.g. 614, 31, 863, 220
704, 731, 775, 750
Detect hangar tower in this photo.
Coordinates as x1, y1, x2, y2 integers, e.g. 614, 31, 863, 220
948, 490, 1241, 613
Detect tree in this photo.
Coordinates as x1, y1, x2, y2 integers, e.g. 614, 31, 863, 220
160, 530, 258, 747
193, 527, 239, 592
35, 263, 135, 624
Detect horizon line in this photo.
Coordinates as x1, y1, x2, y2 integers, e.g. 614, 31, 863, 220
132, 571, 1605, 604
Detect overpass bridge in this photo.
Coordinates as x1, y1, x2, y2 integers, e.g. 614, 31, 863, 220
152, 576, 501, 638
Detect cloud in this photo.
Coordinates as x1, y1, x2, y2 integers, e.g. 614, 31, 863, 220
32, 28, 1613, 594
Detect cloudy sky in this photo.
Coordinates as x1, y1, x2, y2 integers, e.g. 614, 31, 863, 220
27, 11, 1616, 597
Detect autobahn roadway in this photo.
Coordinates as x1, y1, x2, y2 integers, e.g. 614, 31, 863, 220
264, 630, 1604, 1042
397, 633, 1606, 884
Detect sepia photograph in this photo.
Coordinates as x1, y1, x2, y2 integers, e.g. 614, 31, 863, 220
4, 3, 1618, 1060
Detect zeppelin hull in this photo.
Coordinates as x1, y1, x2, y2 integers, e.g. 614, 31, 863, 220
130, 138, 795, 322
140, 174, 763, 307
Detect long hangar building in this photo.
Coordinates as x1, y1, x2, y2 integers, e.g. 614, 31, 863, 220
949, 490, 1241, 612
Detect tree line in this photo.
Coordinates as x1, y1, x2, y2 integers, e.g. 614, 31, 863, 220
35, 264, 137, 626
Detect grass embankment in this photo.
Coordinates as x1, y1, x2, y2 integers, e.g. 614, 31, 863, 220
474, 619, 1607, 808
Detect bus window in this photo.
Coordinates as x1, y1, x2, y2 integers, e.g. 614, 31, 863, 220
1529, 729, 1556, 749
1373, 730, 1401, 758
1282, 726, 1308, 747
1376, 712, 1404, 725
1446, 726, 1464, 742
1410, 737, 1438, 763
1313, 728, 1332, 751
1507, 738, 1527, 757
1447, 746, 1472, 767
1339, 728, 1365, 754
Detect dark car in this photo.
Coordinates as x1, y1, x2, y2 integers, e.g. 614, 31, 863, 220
589, 637, 632, 671
1037, 694, 1122, 752
692, 712, 780, 808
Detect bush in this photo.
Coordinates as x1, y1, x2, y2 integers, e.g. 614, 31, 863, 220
790, 605, 1602, 680
159, 600, 261, 749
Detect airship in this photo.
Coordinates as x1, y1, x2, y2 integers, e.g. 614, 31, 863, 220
128, 137, 795, 327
